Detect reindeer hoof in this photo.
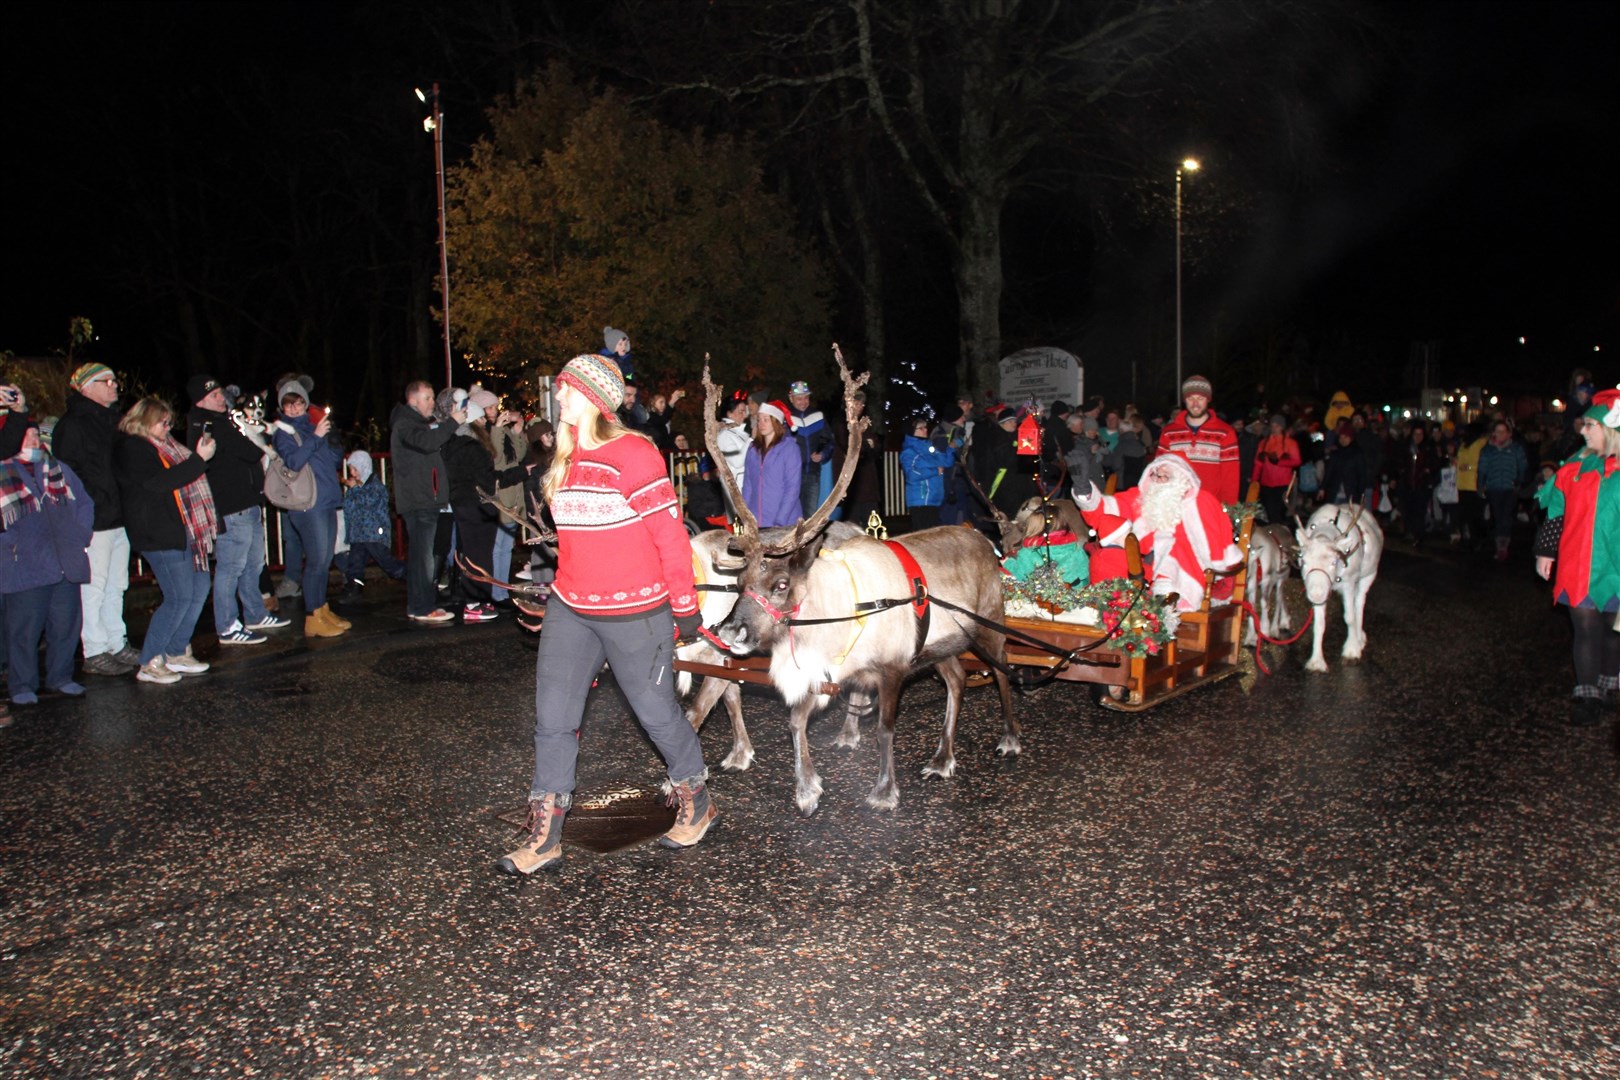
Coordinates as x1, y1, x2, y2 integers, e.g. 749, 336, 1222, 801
720, 749, 755, 772
1305, 657, 1328, 673
921, 757, 956, 779
833, 731, 861, 750
996, 736, 1022, 757
865, 788, 900, 811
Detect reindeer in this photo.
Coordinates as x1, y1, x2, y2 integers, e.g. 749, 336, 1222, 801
999, 495, 1088, 552
1243, 524, 1296, 646
1295, 503, 1384, 672
678, 529, 754, 772
702, 348, 1018, 815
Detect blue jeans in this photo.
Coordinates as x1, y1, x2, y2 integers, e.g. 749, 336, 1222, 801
213, 507, 271, 633
5, 580, 82, 697
401, 509, 442, 617
490, 522, 517, 601
287, 508, 337, 609
280, 510, 304, 582
141, 549, 212, 664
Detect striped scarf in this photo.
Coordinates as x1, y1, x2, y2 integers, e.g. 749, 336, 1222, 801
0, 453, 73, 529
150, 434, 218, 570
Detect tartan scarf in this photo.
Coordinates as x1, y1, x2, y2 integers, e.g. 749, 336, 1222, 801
150, 434, 219, 570
0, 453, 74, 529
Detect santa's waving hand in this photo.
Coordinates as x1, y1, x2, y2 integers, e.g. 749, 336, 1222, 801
1075, 451, 1242, 611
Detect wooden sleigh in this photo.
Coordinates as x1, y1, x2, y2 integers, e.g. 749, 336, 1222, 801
961, 511, 1256, 711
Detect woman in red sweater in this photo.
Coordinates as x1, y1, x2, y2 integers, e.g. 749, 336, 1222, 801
499, 354, 715, 875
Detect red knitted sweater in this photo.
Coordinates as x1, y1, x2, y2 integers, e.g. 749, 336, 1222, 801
550, 433, 698, 619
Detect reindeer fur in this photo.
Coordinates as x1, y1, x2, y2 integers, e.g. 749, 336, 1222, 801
1295, 504, 1384, 672
717, 525, 1018, 815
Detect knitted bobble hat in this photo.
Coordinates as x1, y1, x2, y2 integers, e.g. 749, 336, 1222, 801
557, 354, 625, 415
1182, 374, 1213, 399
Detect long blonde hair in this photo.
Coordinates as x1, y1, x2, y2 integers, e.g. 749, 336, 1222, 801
542, 399, 651, 501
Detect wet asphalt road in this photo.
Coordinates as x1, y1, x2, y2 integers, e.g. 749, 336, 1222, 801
2, 540, 1616, 1078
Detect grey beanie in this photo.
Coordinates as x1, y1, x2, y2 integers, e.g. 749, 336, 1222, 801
603, 326, 628, 351
276, 378, 310, 407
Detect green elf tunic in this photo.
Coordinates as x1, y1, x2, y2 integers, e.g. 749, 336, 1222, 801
1536, 450, 1620, 612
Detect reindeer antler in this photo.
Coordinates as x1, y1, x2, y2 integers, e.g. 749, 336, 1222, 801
477, 486, 556, 545
760, 343, 869, 556
701, 353, 758, 553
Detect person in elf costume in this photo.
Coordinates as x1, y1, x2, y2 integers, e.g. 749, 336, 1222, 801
1534, 386, 1620, 727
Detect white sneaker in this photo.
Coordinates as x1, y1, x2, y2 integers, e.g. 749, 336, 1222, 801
245, 615, 292, 630
136, 657, 183, 685
514, 566, 533, 582
165, 648, 211, 675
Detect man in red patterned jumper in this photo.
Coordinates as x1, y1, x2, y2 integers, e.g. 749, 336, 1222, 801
1156, 374, 1241, 505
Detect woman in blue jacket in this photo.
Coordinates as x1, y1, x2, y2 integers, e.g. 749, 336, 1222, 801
1478, 419, 1529, 561
741, 401, 803, 528
1, 416, 95, 705
901, 416, 956, 531
271, 379, 347, 637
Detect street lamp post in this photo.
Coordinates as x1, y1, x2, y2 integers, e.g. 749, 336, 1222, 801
416, 84, 452, 388
1175, 157, 1200, 400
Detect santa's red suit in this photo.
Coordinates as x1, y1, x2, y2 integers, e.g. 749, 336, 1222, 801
1076, 451, 1242, 611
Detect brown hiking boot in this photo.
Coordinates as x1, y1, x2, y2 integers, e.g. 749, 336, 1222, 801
317, 604, 352, 631
660, 781, 717, 849
304, 613, 344, 638
498, 793, 567, 875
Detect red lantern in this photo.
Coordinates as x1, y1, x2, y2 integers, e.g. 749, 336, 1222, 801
1016, 413, 1041, 456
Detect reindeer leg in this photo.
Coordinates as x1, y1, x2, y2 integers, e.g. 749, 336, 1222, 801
836, 688, 871, 749
719, 682, 754, 771
994, 664, 1020, 757
684, 674, 727, 732
923, 657, 964, 779
866, 672, 903, 811
1305, 600, 1330, 672
789, 698, 824, 816
1343, 578, 1371, 660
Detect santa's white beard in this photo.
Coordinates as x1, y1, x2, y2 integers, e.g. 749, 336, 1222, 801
1141, 477, 1191, 535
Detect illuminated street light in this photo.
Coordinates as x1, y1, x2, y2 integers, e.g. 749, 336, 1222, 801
416, 83, 452, 388
1175, 158, 1201, 399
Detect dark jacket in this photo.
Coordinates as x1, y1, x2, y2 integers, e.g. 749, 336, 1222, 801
1321, 440, 1367, 503
388, 402, 455, 513
0, 457, 95, 593
186, 405, 265, 517
444, 430, 525, 522
271, 413, 343, 512
113, 434, 211, 552
51, 391, 123, 530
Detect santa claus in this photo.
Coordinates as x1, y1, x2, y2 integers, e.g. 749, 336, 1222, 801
1074, 450, 1242, 611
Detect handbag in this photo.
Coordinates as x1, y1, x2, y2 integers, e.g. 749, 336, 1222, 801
1435, 466, 1459, 505
263, 429, 317, 511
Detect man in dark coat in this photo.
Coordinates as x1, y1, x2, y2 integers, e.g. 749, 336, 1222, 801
50, 363, 138, 675
185, 374, 287, 644
390, 380, 463, 623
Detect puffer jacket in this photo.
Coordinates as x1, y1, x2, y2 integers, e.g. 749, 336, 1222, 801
901, 434, 956, 508
388, 402, 455, 513
1478, 439, 1528, 492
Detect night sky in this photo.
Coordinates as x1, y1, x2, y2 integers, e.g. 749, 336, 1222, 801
8, 1, 1616, 416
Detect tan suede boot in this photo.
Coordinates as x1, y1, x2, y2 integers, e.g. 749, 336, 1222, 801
498, 794, 567, 875
317, 604, 352, 631
304, 613, 344, 638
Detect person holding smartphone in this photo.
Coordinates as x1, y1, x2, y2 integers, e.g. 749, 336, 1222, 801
271, 379, 347, 638
186, 374, 287, 645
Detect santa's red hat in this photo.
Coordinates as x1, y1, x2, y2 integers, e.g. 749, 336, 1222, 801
1144, 449, 1201, 491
